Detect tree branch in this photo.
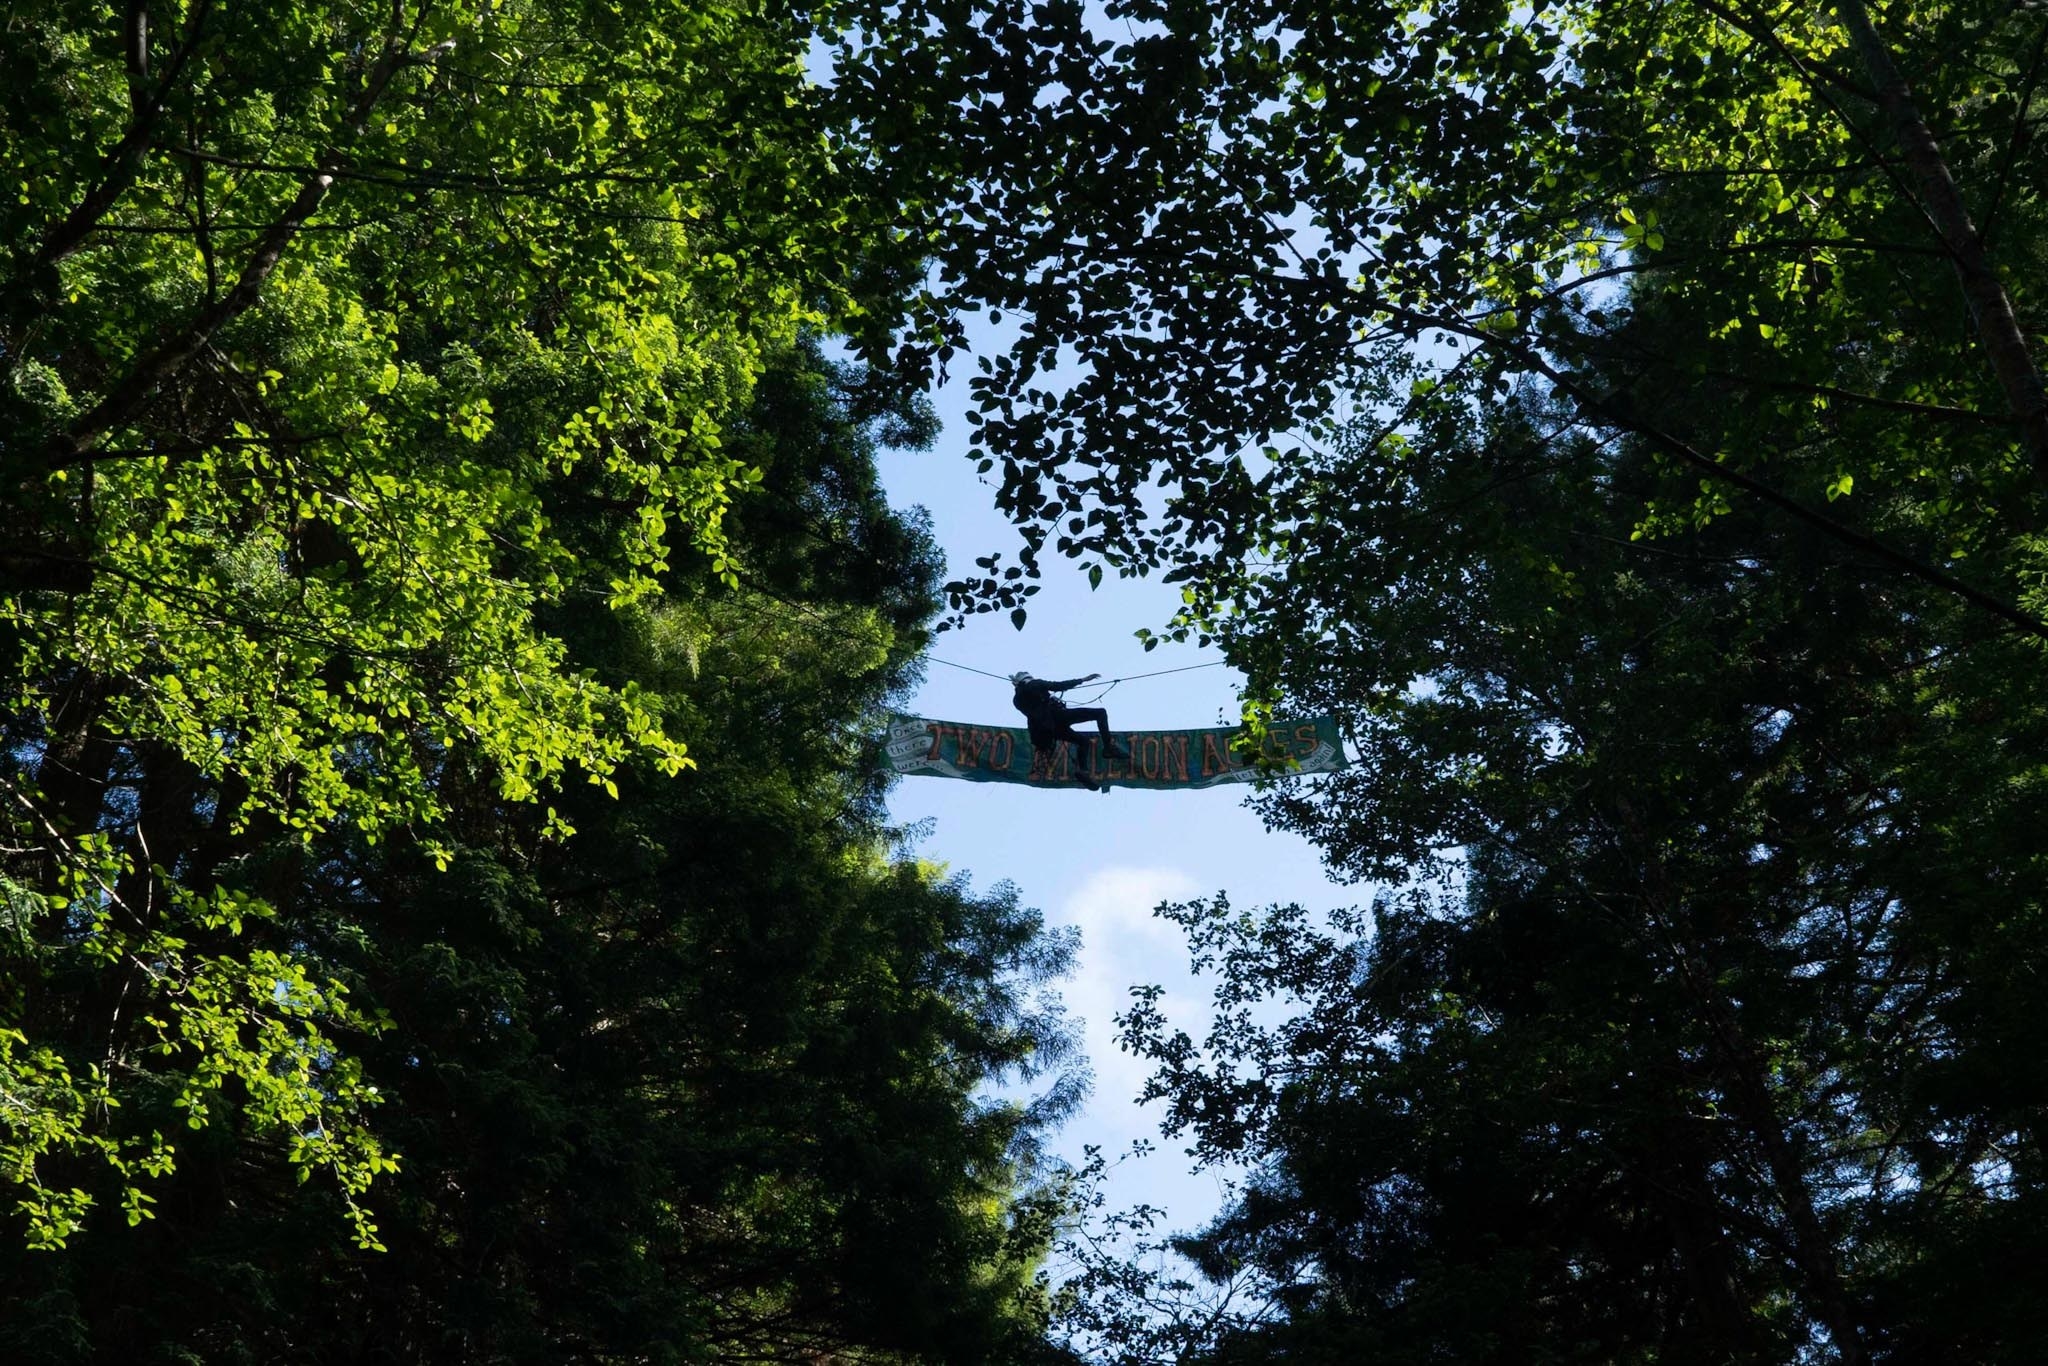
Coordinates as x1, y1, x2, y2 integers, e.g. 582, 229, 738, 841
13, 0, 213, 286
1691, 370, 2014, 427
1381, 298, 2048, 642
1689, 0, 1877, 99
1978, 17, 2048, 252
46, 23, 435, 466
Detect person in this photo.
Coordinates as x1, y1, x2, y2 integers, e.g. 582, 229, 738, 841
1010, 672, 1129, 789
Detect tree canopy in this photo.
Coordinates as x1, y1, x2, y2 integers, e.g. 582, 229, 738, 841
833, 0, 2048, 640
5, 331, 1082, 1361
816, 2, 2048, 1361
3, 3, 1076, 1360
10, 0, 2048, 1362
1, 0, 930, 1242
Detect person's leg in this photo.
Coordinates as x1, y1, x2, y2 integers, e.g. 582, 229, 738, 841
1026, 722, 1062, 779
1060, 707, 1128, 760
1041, 722, 1102, 789
1060, 706, 1111, 740
1056, 723, 1124, 789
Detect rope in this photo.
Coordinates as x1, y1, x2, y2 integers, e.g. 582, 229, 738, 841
1104, 660, 1230, 684
926, 656, 1015, 682
929, 655, 1228, 688
926, 655, 1231, 687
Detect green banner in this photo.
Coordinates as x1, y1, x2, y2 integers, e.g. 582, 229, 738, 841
881, 713, 1347, 790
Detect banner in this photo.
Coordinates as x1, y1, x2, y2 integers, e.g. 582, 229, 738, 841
881, 713, 1347, 791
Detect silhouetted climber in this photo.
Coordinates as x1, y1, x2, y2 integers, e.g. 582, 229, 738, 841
1010, 672, 1129, 789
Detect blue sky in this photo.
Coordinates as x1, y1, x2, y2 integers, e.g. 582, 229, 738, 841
876, 370, 1354, 1232
798, 15, 1363, 1239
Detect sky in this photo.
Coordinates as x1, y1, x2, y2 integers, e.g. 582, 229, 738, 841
876, 372, 1355, 1233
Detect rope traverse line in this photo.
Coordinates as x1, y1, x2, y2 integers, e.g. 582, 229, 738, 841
926, 656, 1013, 682
925, 655, 1231, 686
1112, 660, 1231, 683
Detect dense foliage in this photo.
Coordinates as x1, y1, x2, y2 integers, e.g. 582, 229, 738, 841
1108, 381, 2048, 1362
0, 0, 908, 1240
823, 1, 2048, 1362
5, 335, 1080, 1362
835, 0, 2047, 638
13, 0, 2048, 1362
2, 3, 1074, 1361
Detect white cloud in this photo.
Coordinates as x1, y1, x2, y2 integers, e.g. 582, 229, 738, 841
1056, 865, 1208, 1130
1043, 864, 1252, 1236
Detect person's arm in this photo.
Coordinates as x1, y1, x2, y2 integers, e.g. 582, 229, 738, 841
1046, 674, 1100, 691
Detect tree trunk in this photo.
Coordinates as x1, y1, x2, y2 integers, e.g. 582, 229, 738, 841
1678, 953, 1870, 1365
1834, 0, 2048, 484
